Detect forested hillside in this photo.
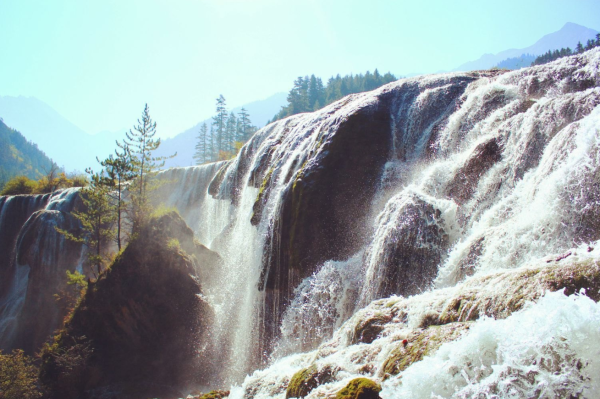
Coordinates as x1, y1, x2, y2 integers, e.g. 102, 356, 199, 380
0, 119, 54, 190
532, 34, 600, 66
269, 69, 396, 123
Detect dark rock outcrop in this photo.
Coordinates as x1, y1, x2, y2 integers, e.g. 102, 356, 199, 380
361, 193, 449, 303
40, 212, 218, 399
447, 138, 503, 205
258, 98, 392, 356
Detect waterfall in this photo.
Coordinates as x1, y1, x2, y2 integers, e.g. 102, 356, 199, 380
0, 48, 596, 395
0, 188, 83, 352
156, 49, 600, 389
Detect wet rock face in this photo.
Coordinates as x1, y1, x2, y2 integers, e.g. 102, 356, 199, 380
447, 138, 503, 205
391, 76, 476, 161
363, 193, 449, 302
259, 98, 393, 351
378, 201, 448, 298
0, 194, 50, 294
40, 213, 217, 399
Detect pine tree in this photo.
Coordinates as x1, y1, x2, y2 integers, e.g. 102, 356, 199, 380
212, 95, 228, 155
208, 125, 216, 162
97, 147, 135, 251
237, 108, 251, 142
271, 70, 397, 123
576, 41, 584, 53
193, 123, 209, 165
119, 104, 172, 232
226, 112, 237, 154
56, 170, 115, 278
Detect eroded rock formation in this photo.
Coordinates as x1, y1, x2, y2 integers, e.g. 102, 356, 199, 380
40, 212, 220, 399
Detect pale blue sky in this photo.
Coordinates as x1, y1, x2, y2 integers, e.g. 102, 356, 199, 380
1, 0, 599, 138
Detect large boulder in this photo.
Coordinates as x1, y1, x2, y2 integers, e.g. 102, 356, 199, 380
40, 212, 219, 399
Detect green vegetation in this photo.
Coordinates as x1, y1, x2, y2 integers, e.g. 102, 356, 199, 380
55, 104, 172, 278
0, 176, 37, 195
194, 97, 258, 164
532, 34, 600, 66
166, 238, 181, 251
335, 378, 381, 399
0, 349, 42, 399
54, 270, 88, 326
97, 147, 135, 251
150, 204, 180, 218
56, 171, 116, 278
269, 70, 396, 123
0, 119, 55, 192
39, 334, 92, 398
1, 169, 88, 196
119, 104, 174, 233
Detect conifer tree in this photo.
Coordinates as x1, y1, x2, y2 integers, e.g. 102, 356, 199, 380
208, 125, 216, 162
237, 108, 252, 142
193, 123, 209, 165
97, 147, 135, 251
270, 69, 397, 123
212, 95, 228, 155
56, 170, 115, 278
118, 104, 172, 232
226, 112, 237, 154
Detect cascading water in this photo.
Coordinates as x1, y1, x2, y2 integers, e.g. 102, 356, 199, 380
155, 48, 600, 395
0, 188, 83, 353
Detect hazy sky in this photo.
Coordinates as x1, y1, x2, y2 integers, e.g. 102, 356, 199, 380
1, 0, 599, 138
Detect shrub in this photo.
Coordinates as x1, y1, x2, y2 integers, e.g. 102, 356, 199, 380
39, 335, 92, 399
0, 349, 42, 399
167, 238, 181, 251
0, 175, 37, 195
151, 204, 180, 218
67, 173, 89, 188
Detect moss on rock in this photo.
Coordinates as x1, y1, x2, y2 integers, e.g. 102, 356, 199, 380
335, 378, 381, 399
351, 313, 392, 345
381, 322, 471, 379
196, 389, 230, 399
251, 167, 274, 226
286, 364, 336, 398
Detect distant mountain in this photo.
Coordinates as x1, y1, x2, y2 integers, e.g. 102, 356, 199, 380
0, 96, 121, 172
0, 93, 287, 171
155, 92, 287, 168
456, 22, 598, 71
0, 119, 54, 188
495, 54, 537, 70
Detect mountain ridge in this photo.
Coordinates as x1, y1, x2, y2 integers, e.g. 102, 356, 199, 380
0, 93, 287, 171
455, 22, 598, 71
